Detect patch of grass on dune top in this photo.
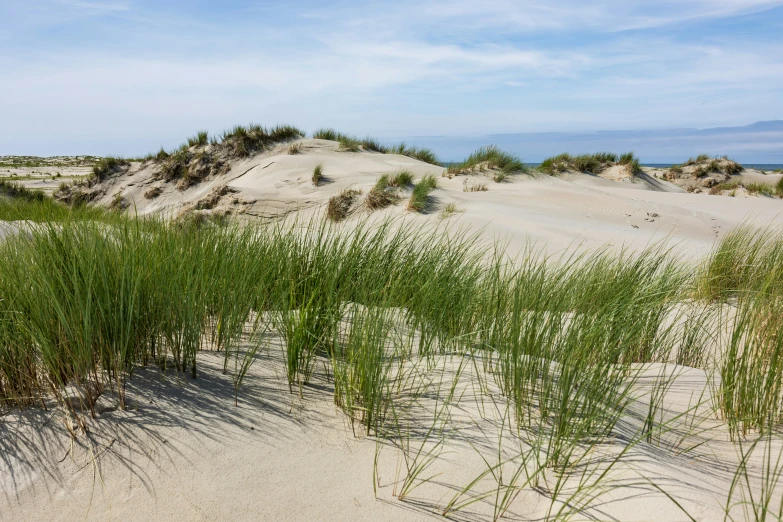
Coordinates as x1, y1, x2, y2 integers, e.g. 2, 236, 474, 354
220, 124, 305, 157
448, 146, 525, 177
539, 152, 641, 176
669, 155, 744, 178
312, 128, 439, 164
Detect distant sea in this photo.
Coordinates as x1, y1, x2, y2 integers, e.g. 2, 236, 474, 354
641, 164, 783, 171
444, 162, 783, 171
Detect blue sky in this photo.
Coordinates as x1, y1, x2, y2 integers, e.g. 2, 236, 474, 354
1, 0, 782, 160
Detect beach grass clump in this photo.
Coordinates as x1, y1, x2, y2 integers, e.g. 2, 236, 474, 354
313, 128, 363, 152
389, 170, 414, 187
696, 225, 783, 301
618, 152, 643, 174
407, 175, 437, 212
710, 179, 783, 198
312, 164, 324, 186
684, 154, 711, 166
332, 306, 396, 434
448, 146, 525, 176
366, 171, 414, 210
366, 175, 398, 210
671, 155, 744, 180
312, 129, 438, 164
221, 124, 304, 157
387, 143, 439, 165
777, 176, 783, 197
0, 179, 46, 203
187, 131, 209, 148
327, 189, 361, 221
463, 182, 487, 192
90, 157, 129, 182
539, 152, 640, 175
718, 294, 783, 438
439, 203, 462, 218
539, 153, 574, 174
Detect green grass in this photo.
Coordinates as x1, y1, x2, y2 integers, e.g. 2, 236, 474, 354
448, 146, 525, 176
312, 163, 324, 185
710, 180, 777, 197
539, 152, 641, 175
407, 175, 437, 212
0, 180, 46, 203
776, 176, 783, 196
220, 124, 304, 157
0, 182, 111, 222
439, 202, 462, 218
366, 171, 414, 210
366, 175, 398, 210
3, 203, 783, 518
187, 131, 209, 148
312, 129, 438, 164
91, 157, 129, 182
387, 143, 439, 165
671, 155, 744, 178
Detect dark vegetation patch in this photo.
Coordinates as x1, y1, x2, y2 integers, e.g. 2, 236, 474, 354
0, 180, 46, 203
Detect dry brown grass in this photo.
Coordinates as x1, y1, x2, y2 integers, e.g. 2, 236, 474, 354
327, 189, 361, 221
144, 187, 162, 199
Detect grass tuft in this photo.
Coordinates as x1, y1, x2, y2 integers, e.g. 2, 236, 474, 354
407, 175, 437, 212
327, 188, 361, 221
312, 129, 438, 164
0, 180, 46, 203
91, 157, 129, 182
312, 164, 324, 186
187, 131, 209, 148
448, 146, 525, 176
540, 152, 641, 175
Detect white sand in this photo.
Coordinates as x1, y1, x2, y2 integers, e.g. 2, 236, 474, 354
3, 331, 779, 521
87, 139, 783, 258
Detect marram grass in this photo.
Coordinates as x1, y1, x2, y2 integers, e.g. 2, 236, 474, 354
1, 202, 783, 519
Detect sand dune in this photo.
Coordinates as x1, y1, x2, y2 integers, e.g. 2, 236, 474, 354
71, 139, 783, 257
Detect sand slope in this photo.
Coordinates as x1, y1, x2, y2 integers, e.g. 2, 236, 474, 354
70, 139, 783, 259
3, 330, 778, 522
